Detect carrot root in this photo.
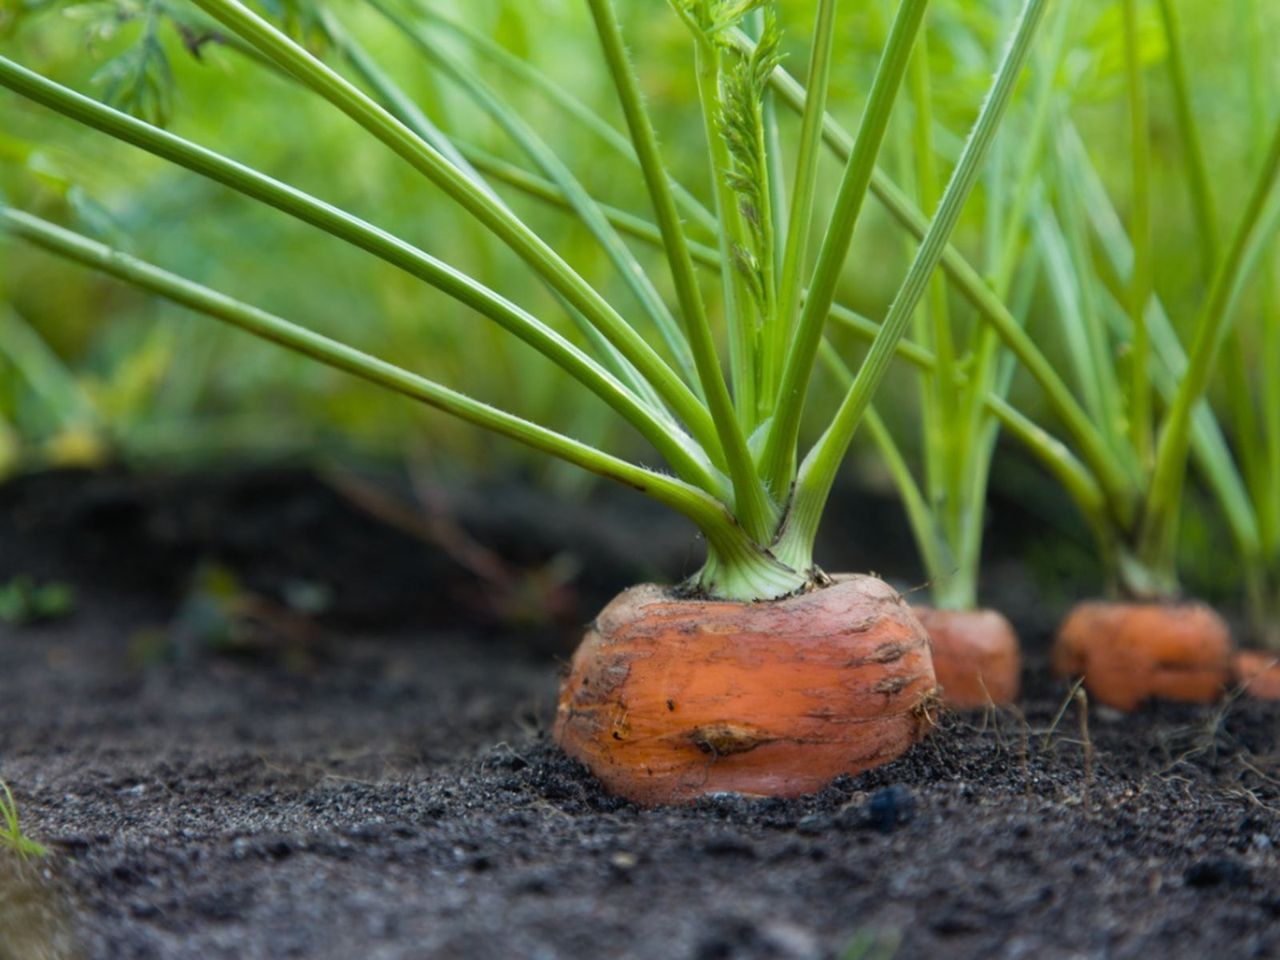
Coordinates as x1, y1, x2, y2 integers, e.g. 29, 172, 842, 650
912, 607, 1021, 708
1234, 650, 1280, 701
554, 575, 938, 805
1052, 601, 1232, 711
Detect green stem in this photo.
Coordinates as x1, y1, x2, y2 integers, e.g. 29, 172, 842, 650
1, 206, 804, 598
693, 35, 760, 435
906, 33, 958, 533
1155, 0, 1219, 270
585, 0, 776, 542
404, 0, 720, 237
819, 342, 955, 601
187, 0, 724, 467
1138, 121, 1280, 578
824, 317, 1111, 573
771, 0, 839, 411
775, 0, 1051, 571
0, 57, 724, 493
1038, 188, 1128, 455
740, 31, 1141, 521
1122, 0, 1153, 466
365, 0, 701, 391
1061, 124, 1263, 572
759, 0, 930, 497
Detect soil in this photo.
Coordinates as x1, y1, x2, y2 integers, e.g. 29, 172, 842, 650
1, 468, 1277, 960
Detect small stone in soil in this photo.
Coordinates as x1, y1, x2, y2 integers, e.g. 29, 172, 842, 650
862, 785, 915, 833
1183, 858, 1251, 889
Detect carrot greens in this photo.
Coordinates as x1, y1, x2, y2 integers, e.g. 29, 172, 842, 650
1, 0, 1049, 601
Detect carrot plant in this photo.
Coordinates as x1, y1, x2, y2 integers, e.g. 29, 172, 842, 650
1010, 1, 1280, 607
949, 0, 1279, 707
1222, 308, 1280, 652
1201, 0, 1280, 653
0, 0, 1051, 603
820, 0, 1072, 616
797, 0, 1280, 614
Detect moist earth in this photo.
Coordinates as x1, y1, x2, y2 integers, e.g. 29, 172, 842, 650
1, 469, 1276, 960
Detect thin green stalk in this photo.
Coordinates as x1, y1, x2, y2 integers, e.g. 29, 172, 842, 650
0, 58, 725, 492
1155, 0, 1219, 269
1263, 283, 1280, 558
818, 342, 954, 598
887, 94, 941, 508
316, 11, 492, 197
1038, 188, 1128, 455
740, 31, 1142, 518
365, 0, 701, 391
1138, 121, 1280, 577
771, 0, 838, 410
452, 145, 723, 267
584, 0, 777, 543
1, 206, 804, 598
759, 0, 930, 498
316, 11, 675, 420
187, 0, 725, 468
1061, 124, 1262, 569
954, 256, 1042, 594
775, 0, 1052, 570
938, 0, 1073, 605
402, 0, 720, 237
823, 317, 1110, 562
691, 34, 760, 434
905, 32, 958, 532
1122, 0, 1153, 466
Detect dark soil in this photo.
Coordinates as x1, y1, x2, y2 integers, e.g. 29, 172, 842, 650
1, 468, 1276, 960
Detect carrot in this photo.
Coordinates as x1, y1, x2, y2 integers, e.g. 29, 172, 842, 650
1052, 602, 1233, 711
911, 607, 1021, 708
1234, 650, 1280, 701
554, 575, 938, 805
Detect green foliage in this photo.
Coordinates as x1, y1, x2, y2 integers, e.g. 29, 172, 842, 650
90, 0, 175, 126
0, 0, 1274, 613
0, 781, 48, 860
839, 927, 900, 960
719, 8, 778, 319
0, 576, 76, 625
669, 0, 769, 38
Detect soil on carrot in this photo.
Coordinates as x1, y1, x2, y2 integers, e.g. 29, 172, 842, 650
1, 468, 1277, 960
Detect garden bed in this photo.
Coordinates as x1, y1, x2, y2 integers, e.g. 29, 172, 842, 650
1, 469, 1276, 960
